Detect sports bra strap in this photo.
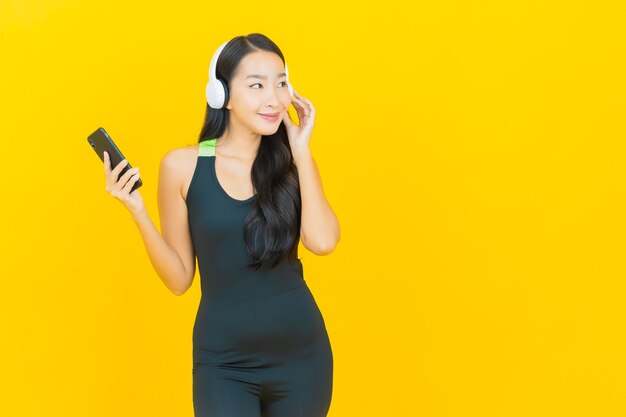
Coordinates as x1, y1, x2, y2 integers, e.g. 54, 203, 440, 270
199, 138, 216, 157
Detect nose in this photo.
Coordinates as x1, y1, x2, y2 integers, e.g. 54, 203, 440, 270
264, 87, 282, 109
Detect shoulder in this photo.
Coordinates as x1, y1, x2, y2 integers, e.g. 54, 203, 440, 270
159, 144, 199, 191
160, 144, 198, 171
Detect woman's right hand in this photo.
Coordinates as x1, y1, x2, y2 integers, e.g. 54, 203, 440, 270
104, 151, 145, 217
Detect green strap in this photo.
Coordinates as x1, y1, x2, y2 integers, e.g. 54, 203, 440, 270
199, 138, 216, 157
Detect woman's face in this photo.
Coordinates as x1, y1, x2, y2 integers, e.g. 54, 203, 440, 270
225, 51, 292, 136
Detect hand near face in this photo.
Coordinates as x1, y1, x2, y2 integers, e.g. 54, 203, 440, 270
282, 89, 315, 163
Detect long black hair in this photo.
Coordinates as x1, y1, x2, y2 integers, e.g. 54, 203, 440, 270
197, 33, 302, 271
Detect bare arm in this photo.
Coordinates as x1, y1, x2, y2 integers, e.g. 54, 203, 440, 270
130, 150, 196, 295
295, 150, 341, 255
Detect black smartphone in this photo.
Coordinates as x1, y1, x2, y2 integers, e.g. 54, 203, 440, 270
87, 127, 143, 193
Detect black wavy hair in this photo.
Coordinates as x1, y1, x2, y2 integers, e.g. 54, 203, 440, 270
197, 33, 302, 271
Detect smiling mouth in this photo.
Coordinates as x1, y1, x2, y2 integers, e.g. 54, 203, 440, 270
259, 113, 280, 122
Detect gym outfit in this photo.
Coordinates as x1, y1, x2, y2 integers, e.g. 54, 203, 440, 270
186, 138, 333, 417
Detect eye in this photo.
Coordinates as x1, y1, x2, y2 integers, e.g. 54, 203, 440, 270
250, 81, 288, 89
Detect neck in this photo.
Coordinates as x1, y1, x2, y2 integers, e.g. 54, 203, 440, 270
217, 124, 261, 161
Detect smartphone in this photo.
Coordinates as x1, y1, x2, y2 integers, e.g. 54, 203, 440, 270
87, 127, 143, 193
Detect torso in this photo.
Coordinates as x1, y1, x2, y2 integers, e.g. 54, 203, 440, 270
178, 144, 255, 203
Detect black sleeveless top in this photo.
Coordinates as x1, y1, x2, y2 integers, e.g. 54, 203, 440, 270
186, 138, 306, 301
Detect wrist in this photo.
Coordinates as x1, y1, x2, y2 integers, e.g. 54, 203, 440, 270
294, 149, 313, 167
130, 207, 148, 222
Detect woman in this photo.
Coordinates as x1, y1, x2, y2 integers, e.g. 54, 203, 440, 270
103, 33, 340, 417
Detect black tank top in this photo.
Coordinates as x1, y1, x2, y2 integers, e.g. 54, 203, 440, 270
186, 138, 306, 301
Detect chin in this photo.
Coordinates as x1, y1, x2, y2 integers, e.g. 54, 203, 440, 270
257, 125, 281, 136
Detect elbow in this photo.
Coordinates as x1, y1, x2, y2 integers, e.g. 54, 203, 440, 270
315, 247, 334, 256
312, 239, 339, 256
302, 228, 340, 256
174, 280, 193, 295
317, 230, 340, 256
171, 271, 195, 296
172, 286, 189, 296
171, 282, 191, 296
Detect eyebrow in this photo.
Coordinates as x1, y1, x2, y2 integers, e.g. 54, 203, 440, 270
245, 72, 287, 80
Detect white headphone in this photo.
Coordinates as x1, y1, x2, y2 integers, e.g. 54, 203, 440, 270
205, 40, 294, 109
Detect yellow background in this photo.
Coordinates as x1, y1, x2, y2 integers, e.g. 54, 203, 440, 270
1, 0, 625, 416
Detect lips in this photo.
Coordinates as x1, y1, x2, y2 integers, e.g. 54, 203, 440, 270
259, 112, 280, 121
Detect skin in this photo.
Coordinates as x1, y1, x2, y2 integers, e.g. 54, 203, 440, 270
104, 50, 340, 296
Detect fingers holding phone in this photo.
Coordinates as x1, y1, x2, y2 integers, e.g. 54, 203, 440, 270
87, 127, 145, 216
104, 151, 145, 216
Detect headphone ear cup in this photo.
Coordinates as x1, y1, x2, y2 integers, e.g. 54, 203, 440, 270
206, 78, 228, 109
206, 80, 219, 109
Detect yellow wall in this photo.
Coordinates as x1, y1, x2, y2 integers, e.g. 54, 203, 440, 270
1, 1, 625, 416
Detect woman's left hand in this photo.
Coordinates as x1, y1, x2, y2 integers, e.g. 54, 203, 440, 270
282, 89, 315, 164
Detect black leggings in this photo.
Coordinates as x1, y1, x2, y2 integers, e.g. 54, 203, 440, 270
192, 284, 333, 417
